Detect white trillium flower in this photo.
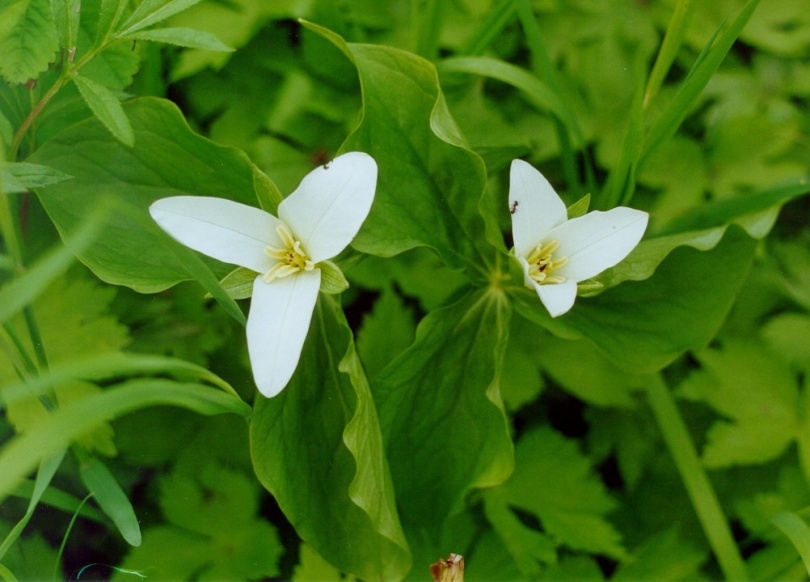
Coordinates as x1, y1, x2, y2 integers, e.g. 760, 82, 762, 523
149, 152, 377, 397
509, 159, 649, 318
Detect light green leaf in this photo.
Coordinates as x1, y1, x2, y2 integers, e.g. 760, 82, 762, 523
772, 512, 810, 578
374, 288, 514, 543
79, 456, 141, 546
0, 379, 250, 502
116, 0, 204, 36
0, 0, 59, 84
121, 26, 232, 51
213, 267, 257, 301
250, 296, 410, 582
306, 22, 494, 279
50, 0, 81, 51
318, 260, 349, 295
514, 226, 757, 373
29, 97, 257, 293
679, 339, 799, 467
95, 0, 128, 44
1, 162, 72, 190
72, 73, 135, 146
501, 426, 627, 559
253, 163, 283, 215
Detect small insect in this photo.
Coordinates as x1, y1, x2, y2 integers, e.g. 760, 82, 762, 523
510, 200, 520, 215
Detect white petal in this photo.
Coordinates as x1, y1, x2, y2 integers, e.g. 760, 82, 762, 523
509, 159, 568, 259
279, 152, 377, 263
550, 207, 649, 282
150, 196, 284, 273
519, 255, 578, 317
246, 270, 321, 397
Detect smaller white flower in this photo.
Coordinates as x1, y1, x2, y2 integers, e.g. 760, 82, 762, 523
509, 159, 648, 317
149, 152, 377, 397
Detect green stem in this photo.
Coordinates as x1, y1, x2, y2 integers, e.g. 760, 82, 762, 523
645, 374, 749, 581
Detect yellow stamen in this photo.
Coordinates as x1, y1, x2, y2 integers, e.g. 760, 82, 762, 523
263, 224, 315, 283
526, 239, 568, 285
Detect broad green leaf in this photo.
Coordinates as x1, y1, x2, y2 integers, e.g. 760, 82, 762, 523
121, 27, 233, 52
514, 225, 757, 373
116, 0, 205, 36
500, 426, 627, 559
374, 288, 514, 543
72, 73, 135, 146
292, 544, 347, 582
679, 340, 799, 467
29, 97, 256, 293
307, 22, 494, 279
79, 456, 142, 546
0, 379, 250, 501
0, 0, 59, 84
250, 296, 410, 582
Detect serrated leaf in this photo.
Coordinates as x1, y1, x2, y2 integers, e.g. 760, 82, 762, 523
121, 26, 232, 51
51, 0, 81, 51
72, 73, 135, 146
250, 296, 410, 582
0, 0, 59, 84
116, 0, 205, 36
679, 339, 799, 467
29, 97, 257, 293
612, 528, 707, 581
501, 427, 627, 559
374, 288, 514, 543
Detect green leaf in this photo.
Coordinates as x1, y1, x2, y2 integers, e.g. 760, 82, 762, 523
500, 426, 627, 559
611, 528, 706, 581
356, 287, 416, 380
514, 225, 757, 373
678, 339, 799, 467
318, 260, 349, 294
121, 26, 232, 51
79, 456, 141, 546
0, 0, 59, 84
72, 73, 135, 146
1, 162, 73, 189
306, 22, 493, 278
50, 0, 81, 51
374, 288, 514, 541
29, 97, 257, 293
213, 267, 257, 301
116, 0, 205, 36
772, 512, 810, 578
0, 379, 250, 501
252, 163, 283, 214
250, 296, 410, 582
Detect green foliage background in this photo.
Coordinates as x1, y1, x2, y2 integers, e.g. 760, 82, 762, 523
2, 0, 810, 580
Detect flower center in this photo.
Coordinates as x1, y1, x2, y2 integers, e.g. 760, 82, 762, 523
526, 240, 568, 285
262, 224, 315, 283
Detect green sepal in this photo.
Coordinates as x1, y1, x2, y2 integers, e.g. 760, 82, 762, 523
566, 193, 591, 219
253, 164, 284, 215
576, 279, 603, 296
206, 267, 257, 301
318, 260, 349, 295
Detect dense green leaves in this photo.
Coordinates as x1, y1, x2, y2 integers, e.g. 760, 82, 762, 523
250, 296, 410, 581
30, 97, 256, 292
0, 0, 59, 83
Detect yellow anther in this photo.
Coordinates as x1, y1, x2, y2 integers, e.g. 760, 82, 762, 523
263, 224, 315, 283
526, 239, 567, 285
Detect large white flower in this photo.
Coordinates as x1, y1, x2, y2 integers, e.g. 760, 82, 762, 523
149, 152, 377, 397
509, 159, 648, 318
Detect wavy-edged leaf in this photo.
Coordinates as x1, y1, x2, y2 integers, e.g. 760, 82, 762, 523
0, 0, 58, 84
250, 296, 410, 581
72, 73, 134, 146
121, 27, 232, 51
305, 22, 495, 279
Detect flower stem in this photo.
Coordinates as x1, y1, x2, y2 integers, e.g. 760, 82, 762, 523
645, 374, 749, 582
